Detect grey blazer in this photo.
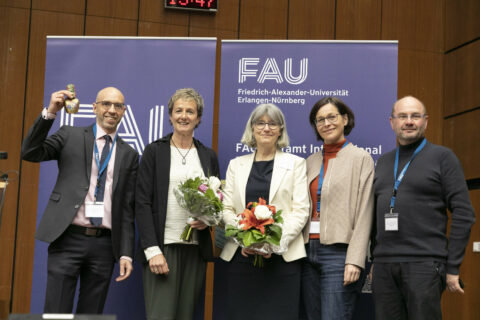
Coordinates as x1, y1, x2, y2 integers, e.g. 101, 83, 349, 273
21, 115, 139, 260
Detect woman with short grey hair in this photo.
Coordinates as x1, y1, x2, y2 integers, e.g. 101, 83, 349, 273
220, 103, 310, 320
136, 88, 219, 320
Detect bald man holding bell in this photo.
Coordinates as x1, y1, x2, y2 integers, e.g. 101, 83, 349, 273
22, 87, 139, 314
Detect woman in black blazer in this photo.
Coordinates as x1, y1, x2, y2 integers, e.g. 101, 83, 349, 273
135, 88, 219, 320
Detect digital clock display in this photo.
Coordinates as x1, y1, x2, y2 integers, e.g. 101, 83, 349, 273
165, 0, 218, 12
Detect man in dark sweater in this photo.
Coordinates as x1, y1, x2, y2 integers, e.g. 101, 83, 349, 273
371, 96, 475, 319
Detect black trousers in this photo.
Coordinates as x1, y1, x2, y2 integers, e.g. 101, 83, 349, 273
44, 227, 115, 314
372, 261, 446, 320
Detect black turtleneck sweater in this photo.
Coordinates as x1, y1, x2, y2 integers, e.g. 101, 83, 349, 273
372, 138, 475, 274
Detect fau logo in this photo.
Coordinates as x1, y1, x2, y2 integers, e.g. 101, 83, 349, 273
238, 58, 308, 85
59, 104, 166, 156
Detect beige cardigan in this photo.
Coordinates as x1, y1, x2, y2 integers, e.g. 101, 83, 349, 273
303, 143, 374, 269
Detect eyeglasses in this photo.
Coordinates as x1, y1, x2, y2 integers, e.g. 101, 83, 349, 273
391, 113, 427, 121
95, 100, 125, 111
315, 114, 340, 127
254, 121, 280, 130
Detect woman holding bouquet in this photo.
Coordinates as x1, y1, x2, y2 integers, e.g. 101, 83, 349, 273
301, 97, 374, 320
221, 103, 310, 320
135, 88, 219, 320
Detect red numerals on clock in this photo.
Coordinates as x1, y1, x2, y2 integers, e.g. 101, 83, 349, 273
168, 0, 215, 9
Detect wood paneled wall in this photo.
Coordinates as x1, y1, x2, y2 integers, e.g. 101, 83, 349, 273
0, 5, 30, 318
0, 0, 478, 319
442, 189, 480, 320
444, 40, 480, 117
445, 0, 480, 51
441, 2, 480, 317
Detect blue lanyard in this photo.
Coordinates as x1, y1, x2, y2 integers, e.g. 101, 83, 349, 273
93, 124, 118, 201
316, 140, 349, 212
389, 138, 427, 212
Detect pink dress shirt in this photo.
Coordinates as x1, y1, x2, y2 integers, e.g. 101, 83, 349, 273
73, 124, 116, 229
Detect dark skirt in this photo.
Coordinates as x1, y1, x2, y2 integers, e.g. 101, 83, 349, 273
226, 249, 302, 320
142, 244, 206, 320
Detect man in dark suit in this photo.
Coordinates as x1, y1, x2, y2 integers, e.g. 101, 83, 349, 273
22, 87, 138, 314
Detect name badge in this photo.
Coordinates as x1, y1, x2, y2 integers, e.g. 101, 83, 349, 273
384, 212, 399, 231
309, 221, 320, 234
85, 202, 105, 218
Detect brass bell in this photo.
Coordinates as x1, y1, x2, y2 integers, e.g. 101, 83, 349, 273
64, 84, 80, 114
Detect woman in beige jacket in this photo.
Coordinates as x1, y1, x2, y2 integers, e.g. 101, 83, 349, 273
301, 97, 374, 320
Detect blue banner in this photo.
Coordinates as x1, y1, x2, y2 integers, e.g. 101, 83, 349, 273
214, 40, 398, 319
32, 37, 217, 320
217, 40, 398, 173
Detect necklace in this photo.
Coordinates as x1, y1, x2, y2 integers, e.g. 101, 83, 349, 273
171, 138, 194, 165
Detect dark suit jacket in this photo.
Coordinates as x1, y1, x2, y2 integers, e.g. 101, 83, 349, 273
135, 133, 219, 262
21, 115, 139, 260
